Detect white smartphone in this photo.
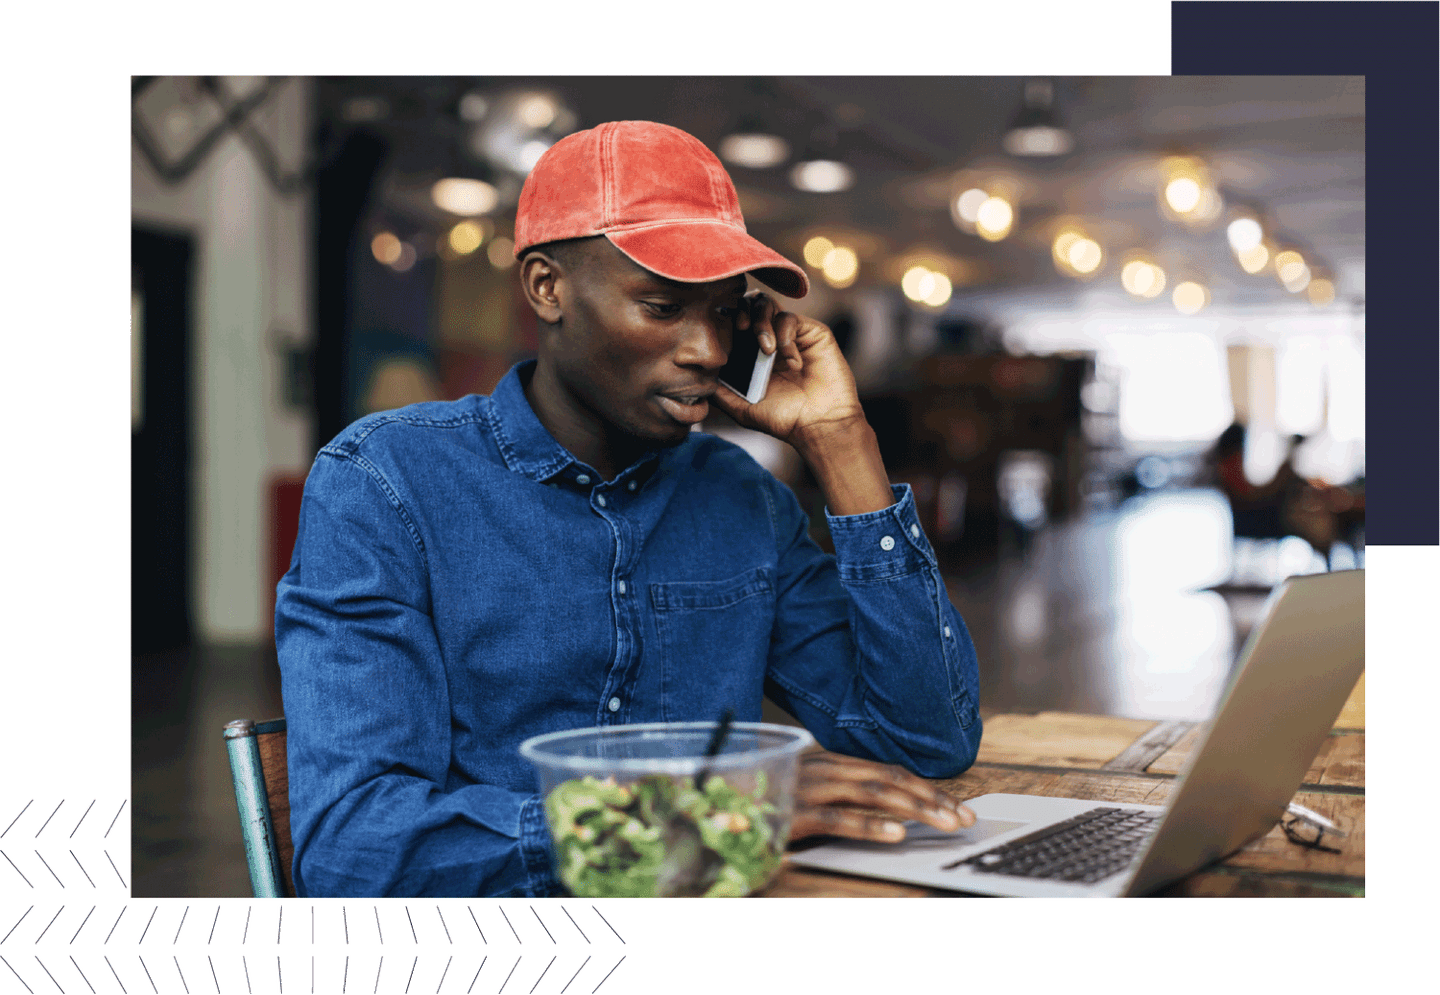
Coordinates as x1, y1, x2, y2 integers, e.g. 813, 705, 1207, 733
718, 320, 776, 404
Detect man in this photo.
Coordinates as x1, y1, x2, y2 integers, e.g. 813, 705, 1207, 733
276, 120, 983, 897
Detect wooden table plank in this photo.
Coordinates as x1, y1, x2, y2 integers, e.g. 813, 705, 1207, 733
1149, 729, 1364, 788
1304, 734, 1365, 787
974, 712, 1156, 769
1102, 721, 1196, 772
758, 862, 932, 898
1153, 871, 1360, 897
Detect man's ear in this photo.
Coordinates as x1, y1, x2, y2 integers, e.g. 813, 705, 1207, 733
520, 252, 564, 325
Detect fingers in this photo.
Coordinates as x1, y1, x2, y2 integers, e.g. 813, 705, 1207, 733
744, 292, 803, 371
796, 753, 976, 836
791, 804, 910, 843
773, 313, 803, 371
744, 292, 776, 352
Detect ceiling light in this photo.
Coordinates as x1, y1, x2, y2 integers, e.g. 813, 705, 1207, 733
720, 133, 790, 169
516, 93, 557, 129
1172, 281, 1209, 315
902, 266, 936, 302
1052, 227, 1102, 278
821, 246, 859, 288
1237, 243, 1270, 274
922, 272, 953, 308
371, 232, 402, 266
1164, 177, 1201, 214
1274, 250, 1308, 289
1121, 259, 1166, 298
1002, 79, 1074, 157
790, 159, 854, 193
1282, 264, 1311, 293
954, 188, 989, 225
1227, 217, 1263, 252
803, 235, 834, 268
974, 196, 1014, 241
458, 93, 489, 123
487, 236, 515, 270
431, 178, 499, 216
1052, 230, 1082, 269
448, 221, 485, 256
1067, 237, 1103, 275
1307, 278, 1336, 307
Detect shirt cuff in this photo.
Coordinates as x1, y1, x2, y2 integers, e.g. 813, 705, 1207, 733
823, 483, 937, 580
517, 793, 564, 897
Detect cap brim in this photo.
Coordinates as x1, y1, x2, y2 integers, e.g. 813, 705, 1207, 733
606, 223, 809, 299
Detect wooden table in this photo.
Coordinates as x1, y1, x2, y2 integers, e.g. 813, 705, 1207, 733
759, 674, 1365, 897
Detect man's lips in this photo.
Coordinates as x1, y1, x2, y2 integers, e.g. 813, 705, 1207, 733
655, 387, 715, 424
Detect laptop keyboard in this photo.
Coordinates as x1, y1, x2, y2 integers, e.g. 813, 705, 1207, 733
943, 807, 1160, 884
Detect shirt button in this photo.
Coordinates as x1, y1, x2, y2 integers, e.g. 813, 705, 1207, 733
596, 494, 607, 508
576, 474, 590, 485
911, 524, 920, 538
628, 480, 638, 491
880, 535, 895, 551
617, 580, 627, 595
944, 625, 952, 638
608, 697, 621, 712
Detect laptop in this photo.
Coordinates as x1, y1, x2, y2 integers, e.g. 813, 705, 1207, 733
789, 568, 1364, 896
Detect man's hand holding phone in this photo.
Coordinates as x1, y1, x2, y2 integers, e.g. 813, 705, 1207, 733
710, 291, 867, 453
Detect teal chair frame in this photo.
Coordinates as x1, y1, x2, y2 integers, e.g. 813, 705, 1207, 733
222, 718, 294, 897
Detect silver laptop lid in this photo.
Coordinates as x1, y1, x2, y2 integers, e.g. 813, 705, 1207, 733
1121, 568, 1364, 895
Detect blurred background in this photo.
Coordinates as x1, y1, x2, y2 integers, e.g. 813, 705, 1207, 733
131, 75, 1365, 895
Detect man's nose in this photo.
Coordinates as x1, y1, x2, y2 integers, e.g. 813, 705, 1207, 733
675, 312, 729, 371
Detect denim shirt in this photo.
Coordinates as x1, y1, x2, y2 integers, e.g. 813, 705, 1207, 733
275, 360, 982, 897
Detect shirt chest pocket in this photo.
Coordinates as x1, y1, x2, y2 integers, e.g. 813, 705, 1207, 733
649, 567, 776, 723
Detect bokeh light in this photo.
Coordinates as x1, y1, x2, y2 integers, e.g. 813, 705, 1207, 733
1237, 242, 1270, 274
1307, 277, 1336, 307
516, 93, 557, 129
922, 272, 953, 307
1172, 281, 1209, 315
975, 196, 1014, 241
392, 242, 417, 273
955, 188, 988, 224
1227, 217, 1263, 252
719, 133, 790, 169
1164, 177, 1201, 213
803, 235, 834, 268
448, 221, 485, 256
1274, 250, 1310, 291
821, 246, 859, 288
790, 160, 855, 193
902, 266, 937, 302
1067, 237, 1103, 274
487, 236, 515, 269
431, 178, 499, 216
371, 232, 402, 266
1121, 259, 1166, 298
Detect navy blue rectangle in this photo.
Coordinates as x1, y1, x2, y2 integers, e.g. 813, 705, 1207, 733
1173, 1, 1438, 545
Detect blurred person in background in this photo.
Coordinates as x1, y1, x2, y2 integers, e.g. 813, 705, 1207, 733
1207, 421, 1358, 561
275, 121, 983, 897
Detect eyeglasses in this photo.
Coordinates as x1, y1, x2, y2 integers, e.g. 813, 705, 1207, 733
1280, 814, 1343, 854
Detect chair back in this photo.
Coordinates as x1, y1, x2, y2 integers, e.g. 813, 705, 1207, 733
223, 718, 296, 897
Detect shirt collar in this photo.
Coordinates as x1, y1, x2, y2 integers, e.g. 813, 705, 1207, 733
487, 360, 666, 486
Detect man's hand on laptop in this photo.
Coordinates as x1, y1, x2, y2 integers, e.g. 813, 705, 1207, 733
790, 750, 976, 843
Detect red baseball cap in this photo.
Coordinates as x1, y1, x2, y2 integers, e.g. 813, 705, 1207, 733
514, 120, 809, 299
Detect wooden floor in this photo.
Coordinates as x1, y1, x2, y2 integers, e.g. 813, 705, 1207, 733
132, 488, 1356, 896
